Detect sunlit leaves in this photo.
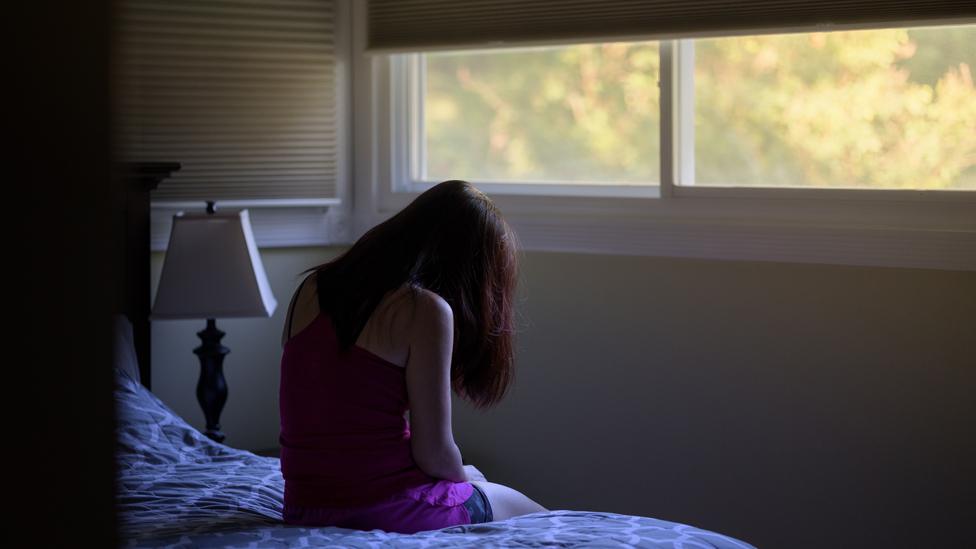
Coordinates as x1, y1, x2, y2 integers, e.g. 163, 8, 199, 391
422, 26, 975, 190
425, 42, 660, 183
695, 26, 976, 189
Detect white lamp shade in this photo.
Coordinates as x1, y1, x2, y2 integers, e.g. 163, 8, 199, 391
152, 209, 277, 320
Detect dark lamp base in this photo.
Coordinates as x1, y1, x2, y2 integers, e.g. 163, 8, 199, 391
194, 318, 229, 444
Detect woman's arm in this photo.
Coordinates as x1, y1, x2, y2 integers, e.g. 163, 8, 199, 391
405, 290, 467, 483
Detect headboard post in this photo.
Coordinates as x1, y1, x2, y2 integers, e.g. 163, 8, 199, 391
122, 162, 180, 389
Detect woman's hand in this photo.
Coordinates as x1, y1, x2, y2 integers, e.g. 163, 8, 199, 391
463, 464, 487, 482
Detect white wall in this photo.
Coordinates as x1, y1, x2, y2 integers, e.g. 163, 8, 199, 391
151, 247, 976, 547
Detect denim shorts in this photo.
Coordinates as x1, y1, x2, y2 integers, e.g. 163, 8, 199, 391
462, 483, 493, 524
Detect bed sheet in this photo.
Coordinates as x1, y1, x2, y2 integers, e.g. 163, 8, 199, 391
115, 369, 754, 548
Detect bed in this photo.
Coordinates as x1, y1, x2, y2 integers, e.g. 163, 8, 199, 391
115, 166, 755, 548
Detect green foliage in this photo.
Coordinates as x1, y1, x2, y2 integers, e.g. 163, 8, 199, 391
696, 26, 976, 189
426, 26, 976, 190
426, 43, 659, 183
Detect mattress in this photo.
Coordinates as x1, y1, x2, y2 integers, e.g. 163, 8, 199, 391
114, 369, 754, 548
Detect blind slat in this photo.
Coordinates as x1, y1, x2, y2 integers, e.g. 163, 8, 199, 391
126, 2, 333, 23
121, 46, 334, 63
367, 0, 976, 52
119, 69, 334, 84
118, 80, 334, 92
121, 35, 333, 55
122, 105, 335, 116
120, 92, 335, 105
162, 170, 337, 179
119, 0, 339, 202
159, 164, 334, 171
121, 12, 334, 37
119, 122, 336, 132
120, 56, 337, 72
156, 178, 337, 185
121, 134, 334, 143
126, 150, 338, 159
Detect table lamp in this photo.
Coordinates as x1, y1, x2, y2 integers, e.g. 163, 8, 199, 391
152, 201, 277, 443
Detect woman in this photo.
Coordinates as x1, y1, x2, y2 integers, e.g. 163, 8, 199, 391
279, 180, 546, 533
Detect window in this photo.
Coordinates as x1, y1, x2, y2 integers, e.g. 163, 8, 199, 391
357, 0, 976, 271
400, 24, 975, 193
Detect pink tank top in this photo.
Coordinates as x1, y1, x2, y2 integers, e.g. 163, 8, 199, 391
278, 313, 473, 532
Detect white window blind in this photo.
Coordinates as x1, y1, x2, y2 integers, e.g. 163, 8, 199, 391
367, 0, 975, 52
118, 0, 339, 202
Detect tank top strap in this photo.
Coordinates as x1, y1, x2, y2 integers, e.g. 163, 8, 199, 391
285, 273, 314, 340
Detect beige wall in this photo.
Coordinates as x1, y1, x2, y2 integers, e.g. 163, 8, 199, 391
151, 248, 976, 547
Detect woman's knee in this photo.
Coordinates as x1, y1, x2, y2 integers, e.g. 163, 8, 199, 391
470, 481, 547, 521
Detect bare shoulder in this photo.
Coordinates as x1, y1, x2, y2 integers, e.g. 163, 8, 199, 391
403, 288, 453, 373
410, 287, 453, 330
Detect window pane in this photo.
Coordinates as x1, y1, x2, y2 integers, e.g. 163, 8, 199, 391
424, 42, 660, 185
694, 25, 976, 190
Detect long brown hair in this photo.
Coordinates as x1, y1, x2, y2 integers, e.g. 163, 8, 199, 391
307, 180, 518, 408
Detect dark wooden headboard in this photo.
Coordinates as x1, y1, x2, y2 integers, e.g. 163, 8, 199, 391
121, 162, 180, 389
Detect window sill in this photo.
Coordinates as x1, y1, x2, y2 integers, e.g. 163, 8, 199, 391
367, 188, 976, 271
149, 194, 976, 271
506, 211, 976, 271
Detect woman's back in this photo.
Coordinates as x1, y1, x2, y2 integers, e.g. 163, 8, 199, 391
278, 279, 476, 531
279, 313, 428, 507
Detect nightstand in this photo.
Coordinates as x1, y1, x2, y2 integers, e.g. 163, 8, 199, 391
252, 447, 280, 458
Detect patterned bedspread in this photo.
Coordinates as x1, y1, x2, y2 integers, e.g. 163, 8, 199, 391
115, 369, 754, 548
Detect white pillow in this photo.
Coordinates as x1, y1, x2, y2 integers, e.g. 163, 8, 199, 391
113, 314, 141, 385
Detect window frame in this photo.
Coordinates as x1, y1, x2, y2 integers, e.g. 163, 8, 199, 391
395, 48, 664, 199
392, 38, 976, 203
354, 2, 975, 271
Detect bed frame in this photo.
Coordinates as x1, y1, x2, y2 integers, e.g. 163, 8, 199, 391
121, 161, 180, 390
